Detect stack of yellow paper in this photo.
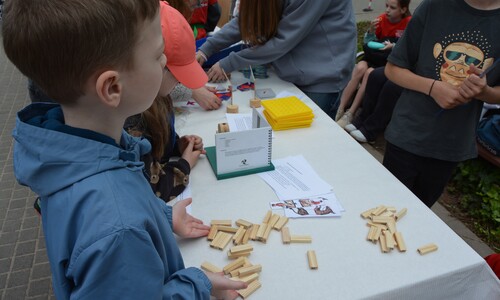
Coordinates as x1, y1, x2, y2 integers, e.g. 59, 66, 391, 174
261, 96, 314, 130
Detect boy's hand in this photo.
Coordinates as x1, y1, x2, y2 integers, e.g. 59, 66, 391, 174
172, 198, 210, 238
204, 271, 248, 300
207, 62, 227, 83
192, 86, 222, 110
459, 64, 488, 100
430, 80, 469, 109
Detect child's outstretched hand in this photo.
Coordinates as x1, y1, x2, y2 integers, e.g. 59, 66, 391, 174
459, 64, 488, 100
207, 62, 227, 83
172, 198, 210, 238
204, 271, 248, 300
192, 86, 222, 110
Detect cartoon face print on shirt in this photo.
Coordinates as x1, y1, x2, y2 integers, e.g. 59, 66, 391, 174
433, 31, 494, 86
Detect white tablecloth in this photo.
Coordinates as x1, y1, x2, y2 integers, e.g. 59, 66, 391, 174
174, 71, 500, 299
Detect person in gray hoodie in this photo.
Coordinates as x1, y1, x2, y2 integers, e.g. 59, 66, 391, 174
197, 0, 357, 119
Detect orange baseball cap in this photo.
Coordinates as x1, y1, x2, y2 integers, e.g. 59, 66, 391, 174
160, 2, 208, 89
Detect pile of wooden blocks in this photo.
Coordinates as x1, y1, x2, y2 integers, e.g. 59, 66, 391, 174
203, 210, 317, 298
361, 205, 408, 253
361, 205, 438, 255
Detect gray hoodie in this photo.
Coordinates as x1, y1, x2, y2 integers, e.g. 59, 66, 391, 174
200, 0, 357, 93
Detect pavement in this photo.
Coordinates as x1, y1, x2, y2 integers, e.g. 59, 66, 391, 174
0, 1, 495, 299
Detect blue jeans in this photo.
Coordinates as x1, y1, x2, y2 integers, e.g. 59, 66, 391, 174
302, 91, 340, 121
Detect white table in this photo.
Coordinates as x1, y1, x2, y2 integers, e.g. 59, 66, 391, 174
175, 71, 500, 299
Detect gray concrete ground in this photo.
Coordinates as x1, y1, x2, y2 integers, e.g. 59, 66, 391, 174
0, 1, 494, 299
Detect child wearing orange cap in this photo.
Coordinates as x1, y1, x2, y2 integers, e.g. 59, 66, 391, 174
125, 2, 212, 202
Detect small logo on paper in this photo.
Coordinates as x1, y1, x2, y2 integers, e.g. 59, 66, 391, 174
241, 159, 248, 166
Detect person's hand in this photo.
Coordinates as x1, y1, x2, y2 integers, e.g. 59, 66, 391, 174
179, 137, 204, 168
368, 17, 380, 33
430, 80, 469, 109
204, 271, 248, 300
192, 86, 222, 110
172, 198, 210, 238
381, 40, 394, 51
179, 135, 205, 154
459, 64, 488, 100
207, 62, 227, 83
196, 51, 207, 66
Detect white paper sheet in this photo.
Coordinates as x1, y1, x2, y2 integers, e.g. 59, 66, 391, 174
259, 155, 333, 200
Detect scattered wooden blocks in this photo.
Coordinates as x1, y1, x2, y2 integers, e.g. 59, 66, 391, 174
201, 261, 222, 273
417, 243, 438, 255
362, 205, 409, 254
210, 231, 233, 250
238, 280, 261, 299
223, 257, 247, 275
307, 250, 318, 269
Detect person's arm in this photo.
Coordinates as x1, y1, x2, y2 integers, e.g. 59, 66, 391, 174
205, 1, 221, 33
70, 229, 212, 299
210, 0, 333, 74
385, 62, 468, 109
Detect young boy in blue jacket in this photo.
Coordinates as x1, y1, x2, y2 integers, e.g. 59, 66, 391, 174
2, 0, 245, 299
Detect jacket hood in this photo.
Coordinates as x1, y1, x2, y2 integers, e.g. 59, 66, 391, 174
13, 103, 151, 197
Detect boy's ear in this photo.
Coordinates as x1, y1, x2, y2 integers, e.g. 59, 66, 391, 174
95, 71, 122, 108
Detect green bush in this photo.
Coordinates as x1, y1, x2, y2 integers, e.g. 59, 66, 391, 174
449, 159, 500, 244
357, 21, 371, 53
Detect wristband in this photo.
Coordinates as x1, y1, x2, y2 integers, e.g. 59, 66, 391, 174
197, 51, 207, 61
428, 80, 436, 96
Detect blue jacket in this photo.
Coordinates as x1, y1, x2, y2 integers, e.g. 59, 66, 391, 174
199, 0, 357, 93
12, 103, 211, 299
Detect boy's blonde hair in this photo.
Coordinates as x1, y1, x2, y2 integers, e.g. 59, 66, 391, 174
2, 0, 159, 104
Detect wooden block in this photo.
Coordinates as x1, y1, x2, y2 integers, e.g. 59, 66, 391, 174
290, 235, 312, 243
217, 226, 239, 233
256, 223, 267, 241
371, 216, 393, 224
268, 214, 280, 228
386, 206, 397, 212
386, 220, 397, 234
227, 250, 252, 259
210, 231, 233, 250
273, 216, 289, 231
379, 234, 389, 253
380, 211, 394, 217
307, 250, 318, 269
372, 226, 382, 243
371, 205, 387, 216
223, 257, 246, 274
394, 232, 407, 252
230, 244, 253, 254
231, 273, 259, 284
217, 122, 230, 133
238, 264, 262, 277
281, 226, 291, 244
226, 104, 239, 113
249, 224, 260, 240
395, 208, 407, 221
211, 220, 232, 226
262, 210, 272, 223
367, 226, 378, 242
417, 243, 438, 255
207, 225, 218, 241
261, 221, 276, 243
233, 226, 246, 245
201, 261, 222, 273
366, 222, 388, 231
238, 279, 261, 299
383, 230, 395, 249
235, 219, 253, 229
360, 208, 376, 219
242, 225, 252, 244
249, 98, 261, 108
